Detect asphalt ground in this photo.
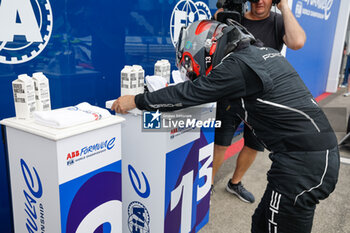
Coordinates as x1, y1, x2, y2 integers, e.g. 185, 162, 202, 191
201, 87, 350, 233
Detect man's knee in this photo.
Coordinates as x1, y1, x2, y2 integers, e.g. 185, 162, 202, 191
214, 143, 229, 153
241, 145, 258, 155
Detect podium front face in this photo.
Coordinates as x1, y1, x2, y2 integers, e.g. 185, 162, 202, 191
164, 130, 214, 233
2, 119, 123, 233
122, 107, 215, 233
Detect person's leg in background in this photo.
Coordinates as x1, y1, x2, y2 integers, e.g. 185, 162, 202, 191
231, 146, 257, 185
211, 100, 240, 192
225, 145, 257, 203
344, 74, 350, 96
212, 144, 229, 186
212, 101, 263, 203
341, 54, 350, 87
212, 140, 259, 203
226, 127, 263, 203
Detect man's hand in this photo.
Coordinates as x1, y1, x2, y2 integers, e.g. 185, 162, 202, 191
111, 95, 136, 114
277, 0, 306, 50
214, 8, 224, 20
277, 0, 289, 12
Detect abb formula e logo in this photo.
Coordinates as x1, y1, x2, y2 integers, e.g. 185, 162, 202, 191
0, 0, 53, 64
170, 0, 212, 47
66, 137, 116, 166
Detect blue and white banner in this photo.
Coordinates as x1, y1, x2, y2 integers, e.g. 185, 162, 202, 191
286, 0, 341, 97
164, 129, 213, 232
60, 162, 122, 233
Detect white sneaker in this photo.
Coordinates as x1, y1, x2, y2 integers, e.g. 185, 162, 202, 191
344, 92, 350, 97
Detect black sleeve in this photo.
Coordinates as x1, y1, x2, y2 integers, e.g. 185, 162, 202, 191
135, 55, 262, 112
276, 12, 285, 47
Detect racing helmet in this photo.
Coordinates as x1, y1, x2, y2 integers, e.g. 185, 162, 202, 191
176, 19, 255, 80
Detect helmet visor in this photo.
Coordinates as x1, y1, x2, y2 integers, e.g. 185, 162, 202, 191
176, 26, 186, 69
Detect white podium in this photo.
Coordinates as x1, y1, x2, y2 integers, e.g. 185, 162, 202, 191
1, 116, 124, 233
106, 101, 215, 233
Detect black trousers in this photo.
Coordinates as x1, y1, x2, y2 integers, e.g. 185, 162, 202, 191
251, 146, 340, 233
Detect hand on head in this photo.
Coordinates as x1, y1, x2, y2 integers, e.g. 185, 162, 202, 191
277, 0, 289, 11
214, 8, 224, 20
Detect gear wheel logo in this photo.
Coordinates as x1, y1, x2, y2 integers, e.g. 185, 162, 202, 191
195, 1, 212, 20
128, 201, 150, 233
0, 0, 53, 64
170, 0, 212, 47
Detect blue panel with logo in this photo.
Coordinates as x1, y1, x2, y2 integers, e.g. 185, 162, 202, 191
126, 163, 152, 233
59, 161, 121, 233
164, 129, 213, 232
286, 0, 341, 97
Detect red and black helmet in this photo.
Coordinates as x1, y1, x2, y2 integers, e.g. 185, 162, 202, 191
176, 19, 255, 80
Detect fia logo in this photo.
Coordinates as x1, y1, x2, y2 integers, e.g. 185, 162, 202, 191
170, 0, 212, 47
0, 0, 53, 64
127, 201, 150, 233
143, 110, 162, 129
